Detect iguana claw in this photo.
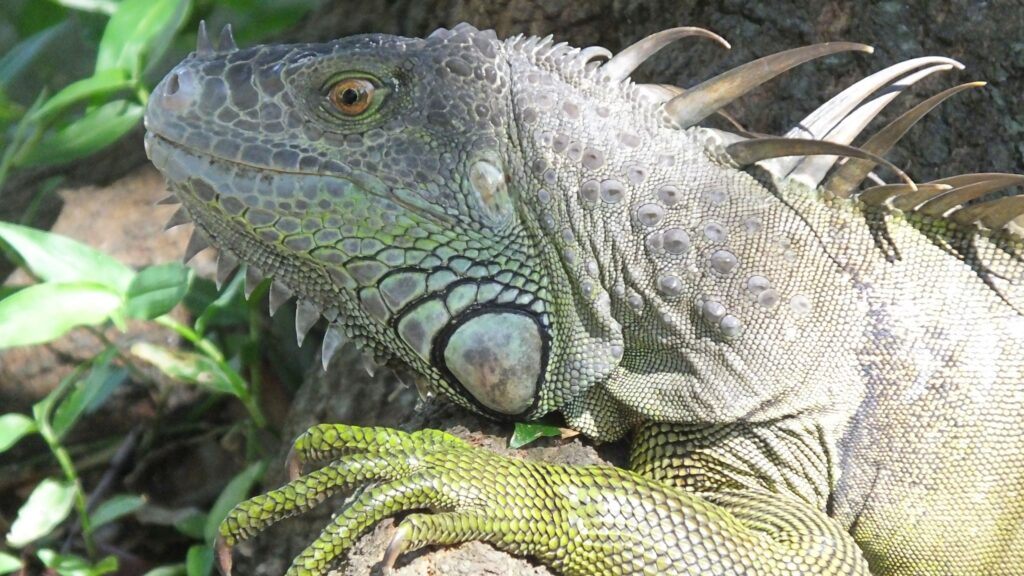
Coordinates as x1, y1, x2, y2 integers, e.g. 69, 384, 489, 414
381, 523, 409, 575
215, 534, 232, 576
285, 444, 302, 482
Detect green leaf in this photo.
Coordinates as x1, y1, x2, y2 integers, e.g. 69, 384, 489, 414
91, 494, 146, 529
0, 413, 37, 453
204, 462, 266, 542
172, 509, 207, 540
141, 0, 193, 78
509, 422, 562, 449
0, 22, 69, 87
133, 503, 205, 537
130, 343, 241, 396
32, 372, 79, 431
51, 0, 120, 15
185, 544, 212, 576
30, 70, 133, 123
0, 552, 20, 574
6, 478, 76, 548
0, 222, 134, 292
142, 565, 187, 576
0, 283, 122, 349
37, 549, 118, 576
52, 351, 128, 438
19, 100, 144, 168
125, 263, 192, 320
190, 274, 248, 335
96, 0, 192, 77
0, 88, 24, 124
16, 1, 68, 36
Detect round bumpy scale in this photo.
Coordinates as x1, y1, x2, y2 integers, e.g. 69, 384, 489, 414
747, 275, 771, 295
637, 203, 666, 227
702, 185, 729, 206
702, 300, 726, 324
663, 228, 690, 255
566, 142, 583, 161
628, 293, 644, 310
658, 185, 682, 206
709, 250, 739, 276
790, 294, 812, 316
582, 148, 605, 170
720, 314, 743, 338
580, 180, 600, 204
703, 222, 728, 243
657, 274, 683, 298
600, 179, 625, 204
757, 289, 780, 309
626, 164, 647, 184
552, 133, 569, 153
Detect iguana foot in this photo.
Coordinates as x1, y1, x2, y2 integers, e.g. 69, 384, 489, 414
221, 423, 581, 575
218, 423, 867, 576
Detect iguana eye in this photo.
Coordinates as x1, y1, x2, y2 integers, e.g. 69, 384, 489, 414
328, 78, 375, 116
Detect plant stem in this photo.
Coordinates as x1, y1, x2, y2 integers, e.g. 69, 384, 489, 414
46, 434, 95, 558
155, 315, 267, 428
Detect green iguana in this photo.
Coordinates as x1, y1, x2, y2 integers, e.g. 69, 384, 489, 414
143, 21, 1024, 576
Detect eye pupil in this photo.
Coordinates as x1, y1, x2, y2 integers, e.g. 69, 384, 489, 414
328, 78, 376, 116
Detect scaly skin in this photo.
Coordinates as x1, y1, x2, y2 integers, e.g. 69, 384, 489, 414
145, 22, 1023, 575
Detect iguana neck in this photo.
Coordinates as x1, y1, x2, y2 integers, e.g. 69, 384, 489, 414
506, 44, 868, 442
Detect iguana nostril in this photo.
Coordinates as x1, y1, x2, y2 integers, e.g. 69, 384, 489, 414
160, 67, 196, 111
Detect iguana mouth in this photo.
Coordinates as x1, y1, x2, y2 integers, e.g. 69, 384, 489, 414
145, 129, 361, 360
145, 131, 353, 180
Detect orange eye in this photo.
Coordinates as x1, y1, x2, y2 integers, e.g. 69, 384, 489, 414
328, 78, 375, 116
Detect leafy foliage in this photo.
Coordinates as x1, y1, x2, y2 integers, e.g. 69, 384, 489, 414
0, 0, 318, 203
510, 422, 565, 449
0, 207, 269, 576
0, 3, 319, 573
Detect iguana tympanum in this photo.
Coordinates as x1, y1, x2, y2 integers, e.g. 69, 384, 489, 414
143, 21, 1024, 576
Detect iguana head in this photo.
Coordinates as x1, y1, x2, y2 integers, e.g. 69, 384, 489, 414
145, 23, 626, 420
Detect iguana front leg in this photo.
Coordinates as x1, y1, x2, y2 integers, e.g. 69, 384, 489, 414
218, 423, 869, 575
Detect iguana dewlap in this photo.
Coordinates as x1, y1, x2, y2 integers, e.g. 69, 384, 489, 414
144, 21, 1024, 575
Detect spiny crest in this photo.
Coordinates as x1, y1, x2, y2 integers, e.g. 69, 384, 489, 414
195, 20, 237, 58
568, 25, 1024, 244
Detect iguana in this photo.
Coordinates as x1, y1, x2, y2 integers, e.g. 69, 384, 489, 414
143, 21, 1024, 576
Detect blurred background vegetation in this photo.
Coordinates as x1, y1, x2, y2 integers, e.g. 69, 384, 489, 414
0, 2, 323, 575
0, 0, 319, 223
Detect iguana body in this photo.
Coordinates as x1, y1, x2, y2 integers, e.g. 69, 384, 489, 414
144, 22, 1024, 575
